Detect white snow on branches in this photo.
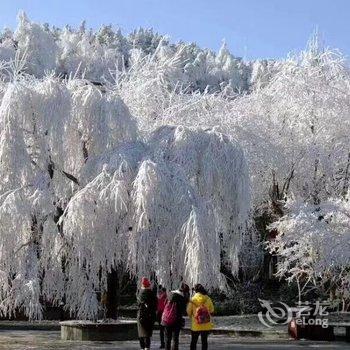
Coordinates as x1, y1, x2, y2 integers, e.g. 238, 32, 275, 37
15, 12, 58, 78
0, 70, 249, 319
60, 125, 250, 319
0, 13, 349, 318
268, 197, 350, 305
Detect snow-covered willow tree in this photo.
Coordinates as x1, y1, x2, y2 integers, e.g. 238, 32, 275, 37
0, 68, 250, 319
59, 125, 250, 319
0, 75, 135, 319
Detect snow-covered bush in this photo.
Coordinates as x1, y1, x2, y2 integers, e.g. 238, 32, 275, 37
268, 197, 350, 308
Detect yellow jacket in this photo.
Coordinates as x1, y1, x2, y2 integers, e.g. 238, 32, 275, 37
187, 292, 214, 331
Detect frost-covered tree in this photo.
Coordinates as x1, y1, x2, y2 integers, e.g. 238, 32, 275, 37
128, 28, 169, 55
57, 27, 129, 81
14, 12, 58, 78
0, 75, 137, 319
268, 197, 350, 308
0, 68, 250, 319
58, 124, 250, 319
113, 33, 350, 304
0, 14, 255, 89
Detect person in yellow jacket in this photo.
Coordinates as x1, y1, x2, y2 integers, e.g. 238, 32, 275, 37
187, 284, 214, 350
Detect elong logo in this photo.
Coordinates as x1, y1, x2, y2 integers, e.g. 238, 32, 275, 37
257, 299, 329, 329
258, 299, 293, 328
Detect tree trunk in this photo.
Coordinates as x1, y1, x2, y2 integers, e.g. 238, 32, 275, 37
106, 268, 119, 319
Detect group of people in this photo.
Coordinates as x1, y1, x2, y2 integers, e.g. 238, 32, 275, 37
137, 277, 214, 350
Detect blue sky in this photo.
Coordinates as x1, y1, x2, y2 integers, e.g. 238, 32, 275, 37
0, 0, 349, 60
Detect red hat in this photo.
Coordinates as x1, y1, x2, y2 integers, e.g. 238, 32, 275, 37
141, 277, 151, 288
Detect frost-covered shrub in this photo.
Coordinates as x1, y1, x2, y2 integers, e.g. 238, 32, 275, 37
214, 282, 263, 315
268, 197, 350, 307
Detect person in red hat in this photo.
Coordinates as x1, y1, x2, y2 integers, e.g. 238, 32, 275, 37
137, 277, 157, 350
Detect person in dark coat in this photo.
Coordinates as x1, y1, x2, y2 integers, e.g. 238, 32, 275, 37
162, 282, 189, 350
137, 277, 157, 350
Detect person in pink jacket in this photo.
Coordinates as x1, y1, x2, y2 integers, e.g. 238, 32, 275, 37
157, 286, 167, 348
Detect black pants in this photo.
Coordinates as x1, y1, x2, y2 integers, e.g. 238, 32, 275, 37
160, 324, 165, 347
139, 336, 151, 349
190, 331, 209, 350
164, 325, 181, 350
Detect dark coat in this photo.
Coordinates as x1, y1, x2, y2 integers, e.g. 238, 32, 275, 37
161, 290, 187, 328
137, 288, 157, 338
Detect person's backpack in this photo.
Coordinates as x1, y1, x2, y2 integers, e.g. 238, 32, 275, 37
157, 293, 167, 315
161, 301, 177, 326
194, 305, 211, 324
139, 302, 153, 325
